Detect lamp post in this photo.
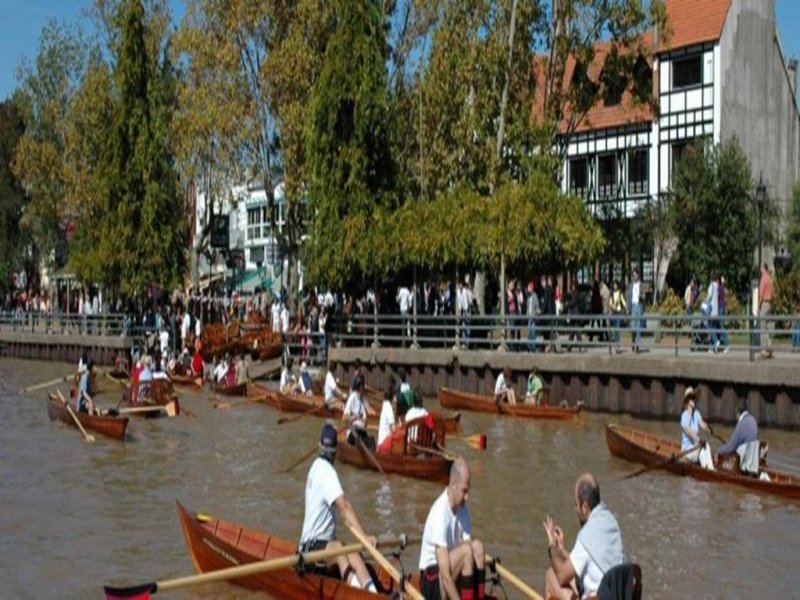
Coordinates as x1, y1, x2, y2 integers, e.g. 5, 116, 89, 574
756, 174, 766, 272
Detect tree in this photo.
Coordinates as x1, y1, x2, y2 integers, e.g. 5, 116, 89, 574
671, 138, 756, 295
12, 21, 90, 283
0, 100, 28, 293
304, 0, 396, 288
787, 182, 800, 271
637, 192, 678, 301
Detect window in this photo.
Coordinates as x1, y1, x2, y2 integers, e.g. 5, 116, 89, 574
247, 207, 266, 240
600, 51, 627, 107
628, 149, 648, 195
598, 154, 617, 199
672, 55, 702, 89
569, 158, 588, 197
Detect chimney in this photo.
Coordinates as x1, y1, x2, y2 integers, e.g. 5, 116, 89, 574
789, 57, 798, 97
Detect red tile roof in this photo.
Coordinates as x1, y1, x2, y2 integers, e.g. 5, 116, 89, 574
530, 0, 732, 134
660, 0, 731, 51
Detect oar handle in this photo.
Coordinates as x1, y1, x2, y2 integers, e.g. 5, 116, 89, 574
57, 390, 95, 443
487, 554, 543, 600
348, 525, 424, 600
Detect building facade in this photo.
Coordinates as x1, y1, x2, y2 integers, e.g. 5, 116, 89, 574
555, 0, 799, 285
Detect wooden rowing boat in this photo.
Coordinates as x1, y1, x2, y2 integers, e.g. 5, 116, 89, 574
605, 424, 800, 501
213, 381, 248, 396
437, 387, 579, 420
336, 416, 453, 482
177, 501, 417, 598
246, 382, 280, 407
46, 393, 128, 441
107, 369, 130, 381
168, 370, 202, 388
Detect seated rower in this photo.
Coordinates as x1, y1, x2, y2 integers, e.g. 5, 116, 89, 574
190, 349, 204, 379
343, 376, 375, 450
280, 357, 300, 394
679, 387, 714, 470
299, 361, 314, 396
396, 367, 414, 415
323, 357, 346, 411
213, 354, 229, 384
235, 353, 249, 386
77, 360, 98, 415
137, 356, 154, 402
494, 366, 516, 405
716, 400, 759, 473
525, 367, 544, 405
543, 473, 626, 600
299, 424, 378, 592
419, 456, 486, 600
378, 380, 406, 455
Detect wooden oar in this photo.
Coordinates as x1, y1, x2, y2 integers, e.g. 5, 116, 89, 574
109, 401, 178, 417
280, 424, 347, 474
56, 390, 96, 443
449, 433, 487, 451
277, 403, 325, 425
358, 438, 389, 481
347, 524, 423, 600
486, 554, 543, 600
104, 535, 411, 597
409, 443, 457, 461
622, 444, 700, 480
21, 374, 73, 394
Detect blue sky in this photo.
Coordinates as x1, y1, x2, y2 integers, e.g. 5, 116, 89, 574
1, 0, 799, 101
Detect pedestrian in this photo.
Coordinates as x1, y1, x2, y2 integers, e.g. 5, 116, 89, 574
610, 281, 626, 353
627, 269, 643, 353
526, 281, 540, 353
757, 263, 773, 359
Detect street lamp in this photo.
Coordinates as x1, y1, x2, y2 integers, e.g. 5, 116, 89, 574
756, 173, 766, 272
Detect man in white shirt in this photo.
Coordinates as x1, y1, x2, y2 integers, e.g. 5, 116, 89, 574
271, 299, 281, 333
159, 327, 170, 357
280, 303, 290, 338
180, 310, 191, 351
343, 376, 374, 449
628, 269, 642, 353
494, 367, 516, 405
543, 473, 626, 599
299, 424, 378, 592
212, 355, 228, 383
397, 284, 413, 338
323, 358, 345, 410
280, 357, 299, 393
419, 457, 486, 600
456, 282, 473, 347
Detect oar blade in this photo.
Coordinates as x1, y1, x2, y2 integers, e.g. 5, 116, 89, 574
104, 582, 157, 599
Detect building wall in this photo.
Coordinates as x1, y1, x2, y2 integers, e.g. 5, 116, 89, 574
719, 0, 800, 217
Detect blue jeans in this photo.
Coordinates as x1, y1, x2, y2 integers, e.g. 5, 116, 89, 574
792, 321, 800, 349
527, 319, 537, 352
612, 315, 622, 348
718, 309, 729, 347
631, 303, 643, 348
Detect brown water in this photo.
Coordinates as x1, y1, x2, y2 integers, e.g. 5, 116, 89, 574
1, 358, 799, 599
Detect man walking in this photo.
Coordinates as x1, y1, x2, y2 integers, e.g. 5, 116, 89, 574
758, 263, 773, 359
627, 269, 643, 353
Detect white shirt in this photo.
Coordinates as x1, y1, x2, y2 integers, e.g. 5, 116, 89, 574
397, 286, 412, 314
195, 318, 202, 338
159, 330, 169, 354
181, 313, 190, 339
457, 287, 472, 315
271, 303, 281, 332
495, 373, 509, 395
570, 538, 605, 598
324, 371, 339, 405
280, 307, 290, 334
405, 406, 429, 422
631, 281, 641, 306
299, 457, 344, 545
378, 400, 395, 446
280, 367, 295, 391
213, 362, 228, 383
344, 391, 367, 431
419, 489, 472, 570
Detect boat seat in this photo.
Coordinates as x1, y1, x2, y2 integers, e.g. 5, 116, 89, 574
596, 562, 642, 600
404, 416, 435, 456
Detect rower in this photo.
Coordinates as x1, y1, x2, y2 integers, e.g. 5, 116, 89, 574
715, 400, 760, 474
281, 357, 300, 394
543, 473, 626, 600
77, 360, 98, 415
323, 357, 346, 411
680, 387, 714, 470
212, 354, 229, 384
299, 424, 378, 592
299, 361, 314, 396
494, 366, 516, 405
396, 367, 413, 414
419, 456, 486, 600
377, 380, 404, 455
235, 353, 249, 386
343, 376, 374, 450
525, 367, 544, 405
190, 348, 204, 379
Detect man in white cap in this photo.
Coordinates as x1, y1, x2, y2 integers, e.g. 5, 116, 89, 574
679, 387, 714, 470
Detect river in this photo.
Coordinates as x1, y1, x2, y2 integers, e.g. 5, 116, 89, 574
1, 358, 798, 599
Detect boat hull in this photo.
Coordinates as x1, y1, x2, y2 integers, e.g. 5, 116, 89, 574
46, 394, 128, 441
605, 424, 800, 501
176, 501, 413, 599
438, 387, 579, 420
213, 382, 248, 397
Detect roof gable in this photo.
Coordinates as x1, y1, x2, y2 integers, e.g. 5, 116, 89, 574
660, 0, 732, 51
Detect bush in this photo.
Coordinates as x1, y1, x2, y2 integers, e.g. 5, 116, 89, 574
651, 288, 685, 329
773, 269, 800, 330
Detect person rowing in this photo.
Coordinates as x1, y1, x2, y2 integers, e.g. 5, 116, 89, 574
418, 456, 486, 600
343, 376, 375, 450
494, 366, 516, 405
281, 357, 300, 394
299, 361, 314, 396
76, 360, 98, 415
680, 387, 714, 470
715, 400, 760, 474
377, 379, 408, 455
525, 367, 544, 405
323, 357, 346, 411
298, 423, 379, 592
543, 472, 626, 599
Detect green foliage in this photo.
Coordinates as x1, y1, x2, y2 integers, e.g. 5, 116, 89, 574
305, 0, 396, 287
788, 183, 800, 270
671, 138, 756, 298
0, 100, 28, 292
773, 269, 800, 327
651, 287, 684, 329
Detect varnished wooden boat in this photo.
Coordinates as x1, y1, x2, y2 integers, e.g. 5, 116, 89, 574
246, 382, 280, 407
107, 369, 130, 381
46, 393, 128, 441
437, 387, 579, 420
605, 424, 800, 501
213, 381, 247, 396
168, 369, 202, 387
176, 501, 417, 598
336, 416, 453, 482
